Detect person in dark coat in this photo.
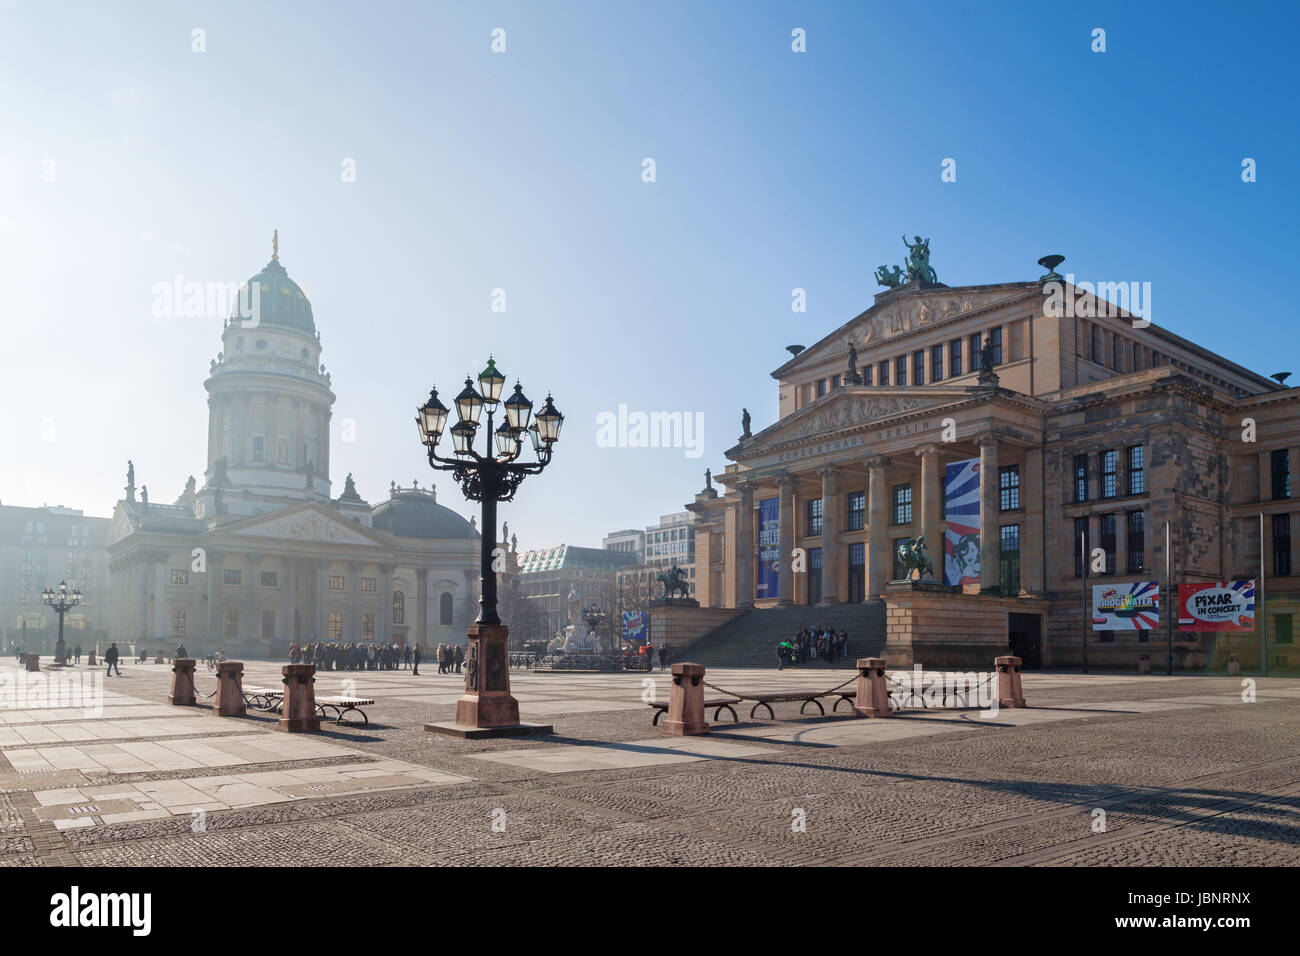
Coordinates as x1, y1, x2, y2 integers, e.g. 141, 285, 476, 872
453, 643, 464, 673
105, 642, 121, 677
413, 644, 422, 675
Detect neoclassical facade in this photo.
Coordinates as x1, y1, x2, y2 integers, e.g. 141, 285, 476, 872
106, 241, 480, 654
689, 255, 1300, 669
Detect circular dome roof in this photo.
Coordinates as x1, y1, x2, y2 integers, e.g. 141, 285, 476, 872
233, 257, 316, 335
372, 494, 479, 540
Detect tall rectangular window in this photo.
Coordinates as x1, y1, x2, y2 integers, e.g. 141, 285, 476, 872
1074, 455, 1089, 503
1274, 514, 1292, 576
1074, 516, 1090, 577
969, 332, 983, 367
224, 569, 241, 585
1271, 449, 1291, 499
847, 491, 866, 531
170, 608, 186, 637
913, 350, 925, 385
892, 483, 913, 525
261, 610, 276, 640
931, 344, 943, 382
848, 543, 865, 603
895, 355, 907, 387
329, 611, 343, 640
807, 497, 823, 536
1127, 510, 1145, 573
863, 364, 873, 386
361, 577, 376, 592
1276, 613, 1294, 645
1099, 514, 1117, 574
1101, 450, 1118, 499
1090, 323, 1100, 363
878, 361, 889, 386
1127, 445, 1145, 495
362, 614, 375, 641
950, 338, 963, 376
990, 327, 1002, 365
170, 568, 189, 585
999, 524, 1020, 595
816, 378, 827, 397
252, 436, 265, 462
224, 608, 239, 638
328, 575, 345, 590
999, 465, 1020, 511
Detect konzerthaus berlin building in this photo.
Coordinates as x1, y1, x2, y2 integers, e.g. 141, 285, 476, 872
687, 251, 1300, 670
105, 240, 481, 656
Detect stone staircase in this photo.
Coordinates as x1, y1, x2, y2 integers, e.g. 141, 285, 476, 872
677, 601, 887, 668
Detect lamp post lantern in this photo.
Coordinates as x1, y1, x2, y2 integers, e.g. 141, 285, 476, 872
417, 357, 562, 738
43, 580, 81, 665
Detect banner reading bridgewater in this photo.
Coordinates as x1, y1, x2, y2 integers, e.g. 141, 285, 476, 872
1092, 581, 1160, 630
1178, 580, 1255, 631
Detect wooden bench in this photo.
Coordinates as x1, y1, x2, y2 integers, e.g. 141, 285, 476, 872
649, 697, 741, 726
742, 691, 832, 719
242, 685, 284, 712
316, 696, 375, 725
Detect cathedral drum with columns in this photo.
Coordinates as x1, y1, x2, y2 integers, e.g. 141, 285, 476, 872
686, 247, 1300, 671
105, 237, 482, 656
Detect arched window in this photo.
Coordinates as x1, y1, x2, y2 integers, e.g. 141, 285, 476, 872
439, 592, 454, 626
392, 590, 405, 624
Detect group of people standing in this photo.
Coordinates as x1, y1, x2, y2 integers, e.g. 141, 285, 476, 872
434, 643, 463, 674
288, 641, 412, 671
777, 627, 850, 669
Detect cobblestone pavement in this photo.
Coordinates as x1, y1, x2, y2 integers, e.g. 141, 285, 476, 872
1, 658, 1297, 865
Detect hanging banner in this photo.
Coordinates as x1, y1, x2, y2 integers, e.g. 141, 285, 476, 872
1179, 580, 1255, 632
621, 610, 648, 642
756, 497, 780, 600
1092, 581, 1160, 630
943, 459, 981, 586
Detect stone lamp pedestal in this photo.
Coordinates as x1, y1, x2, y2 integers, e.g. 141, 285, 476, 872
425, 622, 552, 739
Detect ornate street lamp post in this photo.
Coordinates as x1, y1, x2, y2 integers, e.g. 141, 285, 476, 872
43, 580, 81, 666
416, 357, 563, 737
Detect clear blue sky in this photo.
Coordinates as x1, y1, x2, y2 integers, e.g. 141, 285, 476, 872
1, 0, 1296, 548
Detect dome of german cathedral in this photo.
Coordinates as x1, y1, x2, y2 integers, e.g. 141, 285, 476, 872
233, 250, 316, 336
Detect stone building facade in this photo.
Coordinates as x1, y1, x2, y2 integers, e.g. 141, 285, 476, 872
105, 242, 480, 656
688, 256, 1300, 669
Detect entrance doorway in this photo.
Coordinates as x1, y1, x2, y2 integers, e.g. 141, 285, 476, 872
1008, 613, 1041, 668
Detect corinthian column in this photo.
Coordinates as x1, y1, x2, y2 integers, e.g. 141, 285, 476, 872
978, 435, 1001, 594
735, 481, 755, 609
915, 444, 943, 577
777, 473, 795, 606
818, 466, 839, 605
866, 455, 890, 599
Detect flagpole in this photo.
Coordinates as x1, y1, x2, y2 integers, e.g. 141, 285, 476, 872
1081, 528, 1088, 674
1165, 521, 1173, 676
1260, 512, 1268, 678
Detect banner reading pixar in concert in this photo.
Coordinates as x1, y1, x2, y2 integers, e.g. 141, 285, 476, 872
943, 459, 981, 586
1178, 580, 1255, 632
1092, 581, 1161, 630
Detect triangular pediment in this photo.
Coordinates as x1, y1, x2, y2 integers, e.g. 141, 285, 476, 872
776, 283, 1034, 377
732, 387, 972, 458
106, 504, 137, 547
213, 502, 389, 549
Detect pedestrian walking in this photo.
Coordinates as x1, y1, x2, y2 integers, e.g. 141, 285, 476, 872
105, 642, 121, 677
413, 644, 422, 675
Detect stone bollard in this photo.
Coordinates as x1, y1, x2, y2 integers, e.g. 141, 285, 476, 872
853, 657, 893, 718
169, 658, 197, 706
23, 653, 41, 673
995, 655, 1026, 708
660, 662, 708, 735
1138, 654, 1151, 675
87, 650, 96, 666
1227, 655, 1240, 676
213, 661, 247, 717
277, 663, 320, 732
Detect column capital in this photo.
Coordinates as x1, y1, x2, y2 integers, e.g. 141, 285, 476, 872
914, 443, 939, 458
817, 463, 839, 479
974, 432, 1001, 448
776, 470, 795, 490
866, 454, 891, 469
